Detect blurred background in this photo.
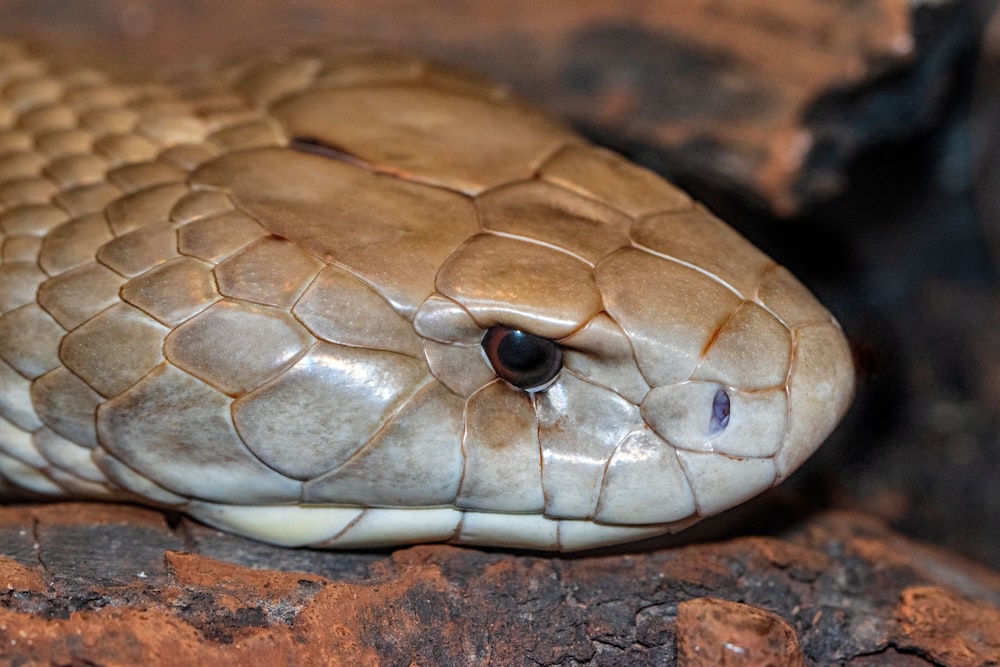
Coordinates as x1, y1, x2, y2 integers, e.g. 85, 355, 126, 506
3, 0, 1000, 569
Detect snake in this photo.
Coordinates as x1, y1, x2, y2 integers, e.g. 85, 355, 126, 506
0, 41, 854, 551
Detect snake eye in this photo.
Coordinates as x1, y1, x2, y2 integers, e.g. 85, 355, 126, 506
482, 326, 563, 393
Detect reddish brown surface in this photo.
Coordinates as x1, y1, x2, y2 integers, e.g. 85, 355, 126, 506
676, 598, 806, 666
2, 504, 1000, 665
895, 587, 1000, 666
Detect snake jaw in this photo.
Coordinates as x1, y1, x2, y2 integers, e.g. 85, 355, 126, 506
0, 42, 855, 551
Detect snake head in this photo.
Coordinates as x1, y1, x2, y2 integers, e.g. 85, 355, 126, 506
0, 47, 854, 551
410, 156, 856, 549
178, 121, 853, 550
147, 62, 856, 550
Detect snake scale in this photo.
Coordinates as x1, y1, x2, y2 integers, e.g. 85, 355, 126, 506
0, 41, 854, 550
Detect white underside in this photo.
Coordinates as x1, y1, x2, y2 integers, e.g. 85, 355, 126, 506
186, 501, 687, 552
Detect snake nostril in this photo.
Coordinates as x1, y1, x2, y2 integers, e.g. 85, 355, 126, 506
709, 387, 731, 435
481, 326, 563, 393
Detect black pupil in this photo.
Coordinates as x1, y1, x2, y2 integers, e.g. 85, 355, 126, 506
482, 327, 563, 392
497, 331, 550, 372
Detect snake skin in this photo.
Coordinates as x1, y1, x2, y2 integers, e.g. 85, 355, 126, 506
0, 41, 854, 550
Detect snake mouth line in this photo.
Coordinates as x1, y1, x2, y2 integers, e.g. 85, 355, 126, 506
288, 136, 373, 169
287, 135, 428, 186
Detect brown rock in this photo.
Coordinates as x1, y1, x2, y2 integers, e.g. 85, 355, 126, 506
3, 505, 1000, 665
895, 586, 1000, 667
676, 598, 805, 667
0, 558, 44, 594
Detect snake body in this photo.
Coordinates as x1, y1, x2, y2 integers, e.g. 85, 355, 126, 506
0, 42, 854, 550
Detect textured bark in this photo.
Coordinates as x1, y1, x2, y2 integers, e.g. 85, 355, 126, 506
2, 505, 999, 666
0, 0, 987, 214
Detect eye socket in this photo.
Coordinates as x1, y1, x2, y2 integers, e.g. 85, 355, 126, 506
481, 326, 563, 393
709, 387, 731, 435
